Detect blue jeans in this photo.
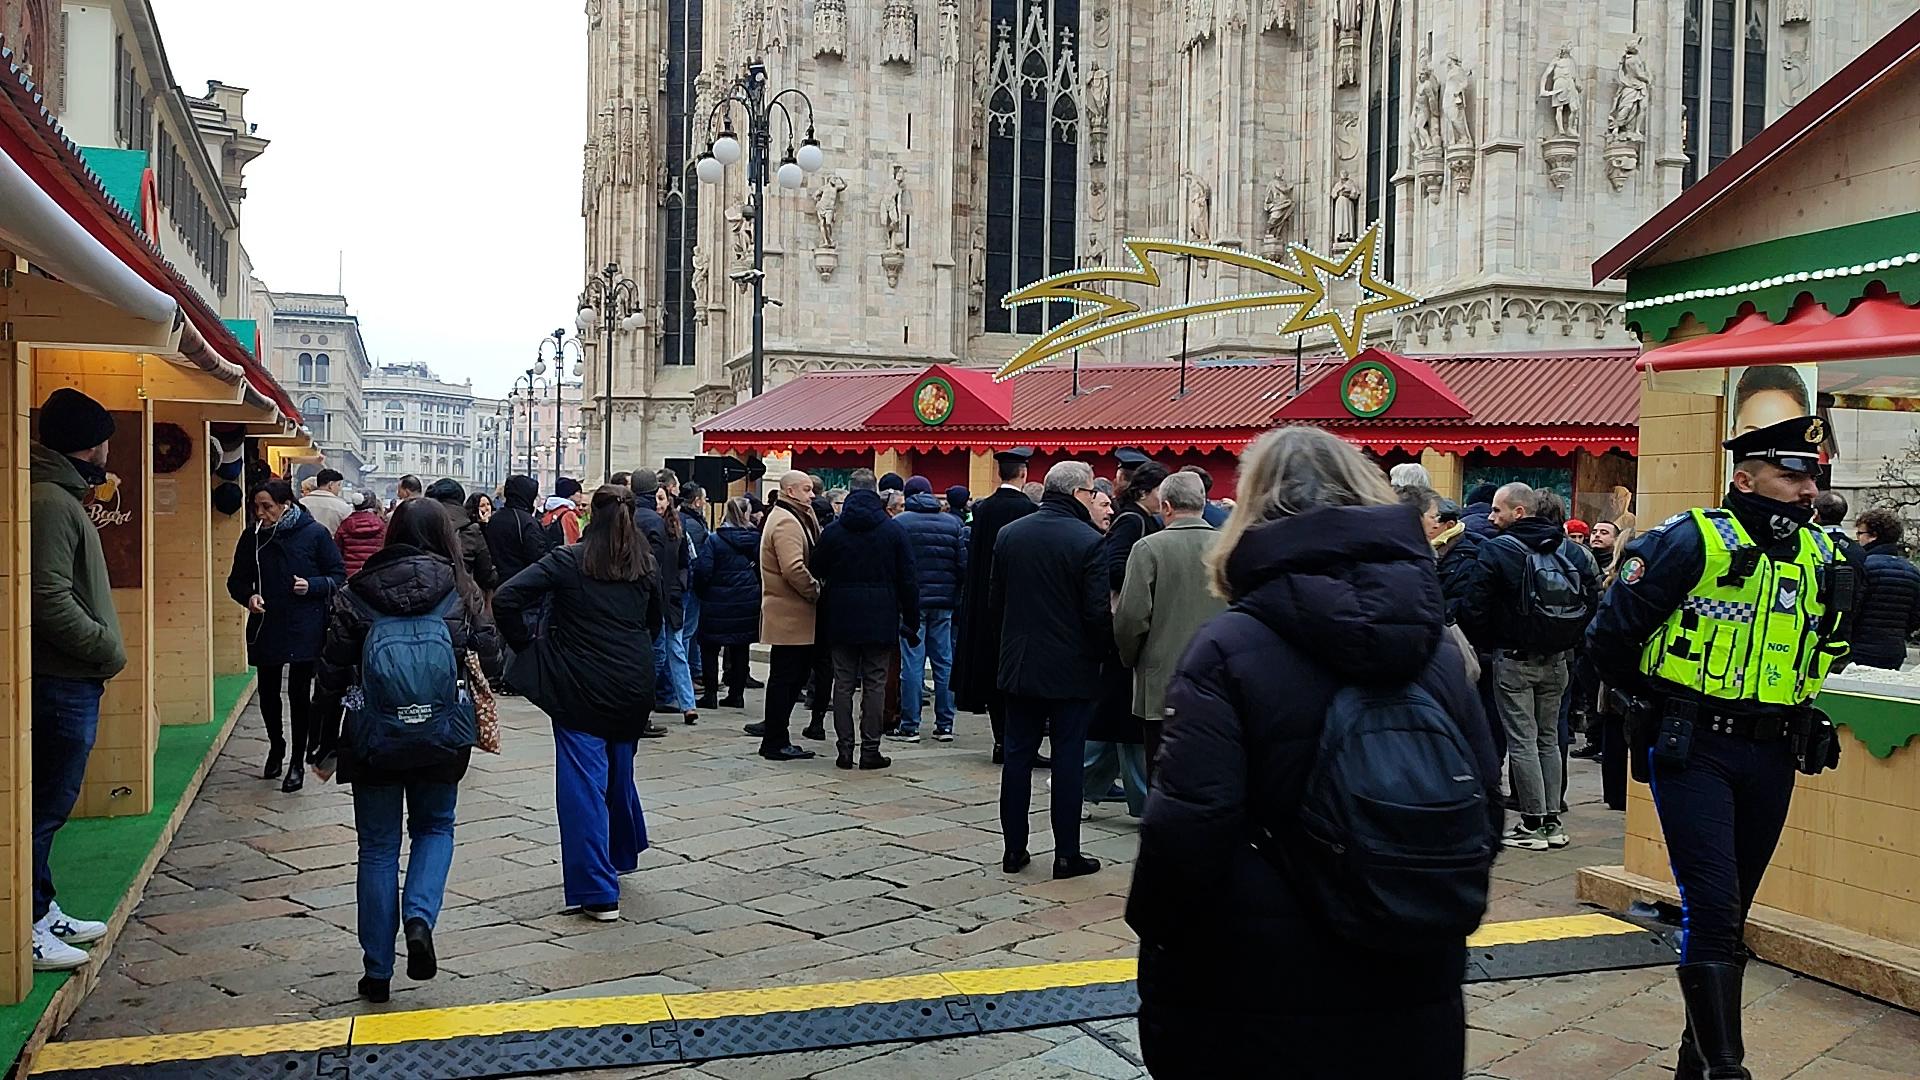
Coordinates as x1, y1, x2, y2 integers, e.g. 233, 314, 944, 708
897, 609, 955, 735
1083, 741, 1148, 817
32, 675, 104, 922
553, 723, 648, 907
353, 780, 458, 980
653, 616, 695, 712
679, 593, 703, 699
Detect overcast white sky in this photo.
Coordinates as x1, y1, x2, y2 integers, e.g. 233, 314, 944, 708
150, 0, 587, 400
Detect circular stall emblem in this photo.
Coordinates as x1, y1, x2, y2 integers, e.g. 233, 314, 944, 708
913, 375, 956, 426
1340, 360, 1397, 418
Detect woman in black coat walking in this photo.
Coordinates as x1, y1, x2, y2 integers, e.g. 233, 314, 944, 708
693, 497, 762, 709
493, 486, 664, 922
1126, 428, 1500, 1080
227, 479, 346, 790
316, 499, 502, 1003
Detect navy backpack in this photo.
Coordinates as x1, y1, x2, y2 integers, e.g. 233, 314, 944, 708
347, 592, 475, 770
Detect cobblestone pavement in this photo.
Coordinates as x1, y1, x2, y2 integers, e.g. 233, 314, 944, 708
58, 690, 1916, 1078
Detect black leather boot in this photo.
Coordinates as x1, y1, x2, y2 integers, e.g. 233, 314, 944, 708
263, 738, 286, 780
1676, 962, 1750, 1079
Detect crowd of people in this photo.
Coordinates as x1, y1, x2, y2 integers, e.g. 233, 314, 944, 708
23, 383, 1920, 1077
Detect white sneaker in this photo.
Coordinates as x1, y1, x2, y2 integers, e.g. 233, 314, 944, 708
934, 731, 954, 742
42, 902, 107, 945
31, 925, 88, 971
885, 732, 921, 743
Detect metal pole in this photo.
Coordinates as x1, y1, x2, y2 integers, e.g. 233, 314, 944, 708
1293, 337, 1303, 398
601, 264, 616, 483
1178, 256, 1193, 397
749, 66, 768, 399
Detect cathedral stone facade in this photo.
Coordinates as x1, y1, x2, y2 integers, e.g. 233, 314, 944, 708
582, 0, 1913, 467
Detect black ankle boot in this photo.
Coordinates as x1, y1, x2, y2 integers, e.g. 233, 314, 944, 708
263, 741, 286, 780
1677, 962, 1750, 1079
719, 690, 746, 709
280, 767, 304, 793
405, 918, 437, 981
698, 691, 718, 711
358, 975, 390, 1003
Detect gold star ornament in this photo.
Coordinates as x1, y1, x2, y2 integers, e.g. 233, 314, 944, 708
994, 222, 1421, 380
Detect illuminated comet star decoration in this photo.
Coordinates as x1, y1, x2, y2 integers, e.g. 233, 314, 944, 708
993, 222, 1421, 382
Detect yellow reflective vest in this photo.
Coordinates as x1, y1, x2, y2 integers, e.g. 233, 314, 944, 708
1638, 508, 1844, 706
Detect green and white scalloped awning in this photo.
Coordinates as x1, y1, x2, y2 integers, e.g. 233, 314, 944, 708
1624, 212, 1920, 341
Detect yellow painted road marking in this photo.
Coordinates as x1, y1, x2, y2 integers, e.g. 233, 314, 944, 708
664, 974, 959, 1020
30, 1019, 351, 1071
1467, 913, 1641, 947
942, 959, 1138, 996
31, 914, 1654, 1070
352, 994, 672, 1045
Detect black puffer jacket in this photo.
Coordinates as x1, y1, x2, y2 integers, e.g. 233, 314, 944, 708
1126, 503, 1498, 1080
493, 545, 664, 742
1852, 541, 1920, 669
484, 477, 553, 584
693, 526, 762, 646
898, 492, 967, 610
1457, 516, 1602, 654
813, 489, 919, 647
317, 545, 502, 786
434, 494, 498, 592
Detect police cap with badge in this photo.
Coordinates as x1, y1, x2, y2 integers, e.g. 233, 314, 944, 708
993, 447, 1034, 466
1723, 415, 1825, 473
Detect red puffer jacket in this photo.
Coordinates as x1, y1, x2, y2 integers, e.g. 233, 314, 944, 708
334, 510, 388, 577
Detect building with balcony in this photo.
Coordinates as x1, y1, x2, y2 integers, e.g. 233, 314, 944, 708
362, 362, 488, 501
265, 291, 369, 487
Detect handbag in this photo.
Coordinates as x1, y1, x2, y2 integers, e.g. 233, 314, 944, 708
465, 650, 502, 754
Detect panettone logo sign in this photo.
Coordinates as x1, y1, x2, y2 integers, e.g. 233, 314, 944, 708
913, 375, 956, 426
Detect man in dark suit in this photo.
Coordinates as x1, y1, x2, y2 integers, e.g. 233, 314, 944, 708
956, 448, 1042, 765
992, 460, 1109, 880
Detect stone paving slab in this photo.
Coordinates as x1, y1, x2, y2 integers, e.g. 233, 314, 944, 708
51, 688, 1917, 1078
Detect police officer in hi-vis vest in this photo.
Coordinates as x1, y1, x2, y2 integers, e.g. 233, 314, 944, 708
1586, 415, 1851, 1080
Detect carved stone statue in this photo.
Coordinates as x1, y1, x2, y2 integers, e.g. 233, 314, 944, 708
728, 205, 754, 266
1539, 44, 1583, 139
972, 44, 991, 149
881, 0, 918, 66
1443, 55, 1475, 147
766, 0, 790, 50
599, 105, 618, 178
1085, 61, 1112, 166
691, 247, 710, 324
1088, 178, 1109, 221
1411, 59, 1442, 151
938, 0, 960, 69
968, 224, 986, 313
1333, 0, 1362, 33
581, 142, 599, 215
1185, 172, 1212, 245
1263, 171, 1294, 244
1331, 171, 1361, 243
813, 173, 846, 248
1782, 0, 1811, 22
1083, 230, 1106, 267
1091, 6, 1112, 47
1782, 47, 1811, 106
882, 164, 908, 251
814, 0, 848, 57
1607, 40, 1651, 143
1261, 0, 1296, 34
618, 101, 647, 187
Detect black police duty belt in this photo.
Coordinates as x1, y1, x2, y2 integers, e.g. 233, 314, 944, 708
1649, 695, 1797, 741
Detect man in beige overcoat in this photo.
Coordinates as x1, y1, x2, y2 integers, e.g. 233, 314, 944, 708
1113, 471, 1226, 772
754, 471, 825, 761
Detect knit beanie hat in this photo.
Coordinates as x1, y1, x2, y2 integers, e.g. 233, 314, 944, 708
40, 388, 115, 454
556, 477, 583, 499
904, 476, 933, 496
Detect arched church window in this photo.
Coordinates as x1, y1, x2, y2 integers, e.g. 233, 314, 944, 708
659, 0, 702, 369
1363, 0, 1401, 271
1683, 0, 1771, 188
983, 0, 1081, 335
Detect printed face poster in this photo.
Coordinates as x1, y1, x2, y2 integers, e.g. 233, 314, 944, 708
1727, 364, 1825, 472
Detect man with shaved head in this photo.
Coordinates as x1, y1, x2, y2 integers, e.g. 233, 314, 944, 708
753, 471, 827, 761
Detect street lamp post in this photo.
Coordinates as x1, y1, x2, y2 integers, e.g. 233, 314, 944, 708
695, 61, 825, 399
577, 266, 643, 484
537, 329, 585, 488
512, 365, 547, 479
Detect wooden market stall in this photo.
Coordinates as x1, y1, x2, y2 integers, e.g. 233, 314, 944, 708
697, 350, 1643, 520
1583, 8, 1920, 1009
0, 39, 308, 1027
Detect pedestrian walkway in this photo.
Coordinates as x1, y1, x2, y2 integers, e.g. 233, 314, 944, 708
47, 691, 1917, 1079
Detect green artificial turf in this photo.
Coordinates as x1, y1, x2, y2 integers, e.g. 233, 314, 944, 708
0, 670, 254, 1071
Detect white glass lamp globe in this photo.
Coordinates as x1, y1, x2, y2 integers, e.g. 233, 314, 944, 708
796, 140, 824, 173
621, 312, 645, 332
712, 133, 743, 165
776, 160, 804, 189
695, 153, 722, 185
534, 361, 548, 376
576, 307, 595, 331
